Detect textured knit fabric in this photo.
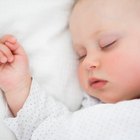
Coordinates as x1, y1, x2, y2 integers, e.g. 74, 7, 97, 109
4, 79, 140, 140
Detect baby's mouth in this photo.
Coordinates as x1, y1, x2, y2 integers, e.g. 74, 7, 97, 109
89, 77, 108, 89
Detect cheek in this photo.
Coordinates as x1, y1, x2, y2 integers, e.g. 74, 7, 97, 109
78, 67, 82, 83
78, 65, 87, 89
103, 51, 140, 85
78, 65, 84, 84
102, 52, 124, 77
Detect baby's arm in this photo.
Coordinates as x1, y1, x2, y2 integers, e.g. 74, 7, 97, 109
0, 35, 32, 116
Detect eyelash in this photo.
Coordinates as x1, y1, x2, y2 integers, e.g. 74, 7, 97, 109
78, 54, 86, 61
101, 40, 117, 49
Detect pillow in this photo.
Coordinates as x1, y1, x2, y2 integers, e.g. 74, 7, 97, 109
0, 0, 83, 139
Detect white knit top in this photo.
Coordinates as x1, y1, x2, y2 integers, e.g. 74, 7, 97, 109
4, 79, 140, 140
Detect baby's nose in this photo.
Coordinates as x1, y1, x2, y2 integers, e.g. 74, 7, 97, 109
83, 56, 100, 71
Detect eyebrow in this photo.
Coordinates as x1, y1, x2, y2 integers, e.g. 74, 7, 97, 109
73, 30, 103, 47
92, 29, 118, 39
94, 29, 104, 36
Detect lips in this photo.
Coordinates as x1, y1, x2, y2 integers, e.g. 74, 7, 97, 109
89, 77, 107, 89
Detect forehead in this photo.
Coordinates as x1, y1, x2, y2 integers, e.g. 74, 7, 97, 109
75, 0, 138, 9
71, 0, 139, 22
70, 0, 140, 43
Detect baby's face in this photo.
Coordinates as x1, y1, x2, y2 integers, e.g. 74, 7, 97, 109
70, 0, 140, 103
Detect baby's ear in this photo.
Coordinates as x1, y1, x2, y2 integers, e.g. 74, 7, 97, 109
0, 35, 17, 44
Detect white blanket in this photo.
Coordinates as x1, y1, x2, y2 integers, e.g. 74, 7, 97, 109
4, 79, 140, 140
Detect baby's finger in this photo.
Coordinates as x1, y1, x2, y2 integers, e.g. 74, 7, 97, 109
4, 41, 17, 52
5, 40, 25, 56
0, 51, 7, 64
0, 43, 14, 62
1, 35, 26, 57
0, 35, 17, 44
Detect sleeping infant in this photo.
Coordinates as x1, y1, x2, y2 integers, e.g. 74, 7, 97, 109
0, 0, 140, 139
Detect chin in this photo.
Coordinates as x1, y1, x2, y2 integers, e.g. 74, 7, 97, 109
99, 96, 123, 104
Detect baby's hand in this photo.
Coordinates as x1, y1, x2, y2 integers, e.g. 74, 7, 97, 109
0, 36, 14, 63
0, 35, 32, 115
0, 35, 31, 94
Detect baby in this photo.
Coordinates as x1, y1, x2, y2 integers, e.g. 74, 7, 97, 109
0, 0, 140, 139
70, 0, 140, 103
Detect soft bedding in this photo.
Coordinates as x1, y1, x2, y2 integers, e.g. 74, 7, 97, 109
4, 79, 140, 140
0, 0, 83, 139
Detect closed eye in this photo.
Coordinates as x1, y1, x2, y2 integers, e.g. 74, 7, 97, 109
101, 40, 117, 49
78, 55, 86, 61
